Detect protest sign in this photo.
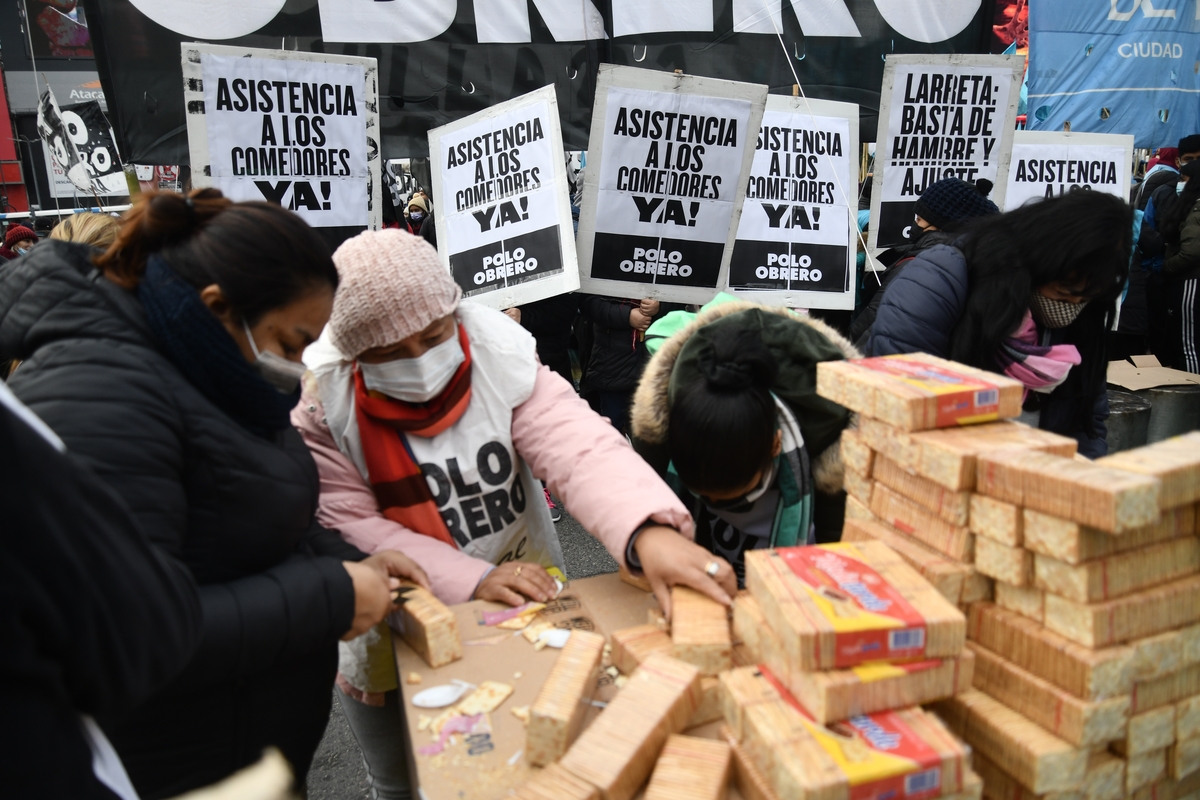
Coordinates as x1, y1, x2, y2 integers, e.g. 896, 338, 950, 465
869, 54, 1023, 256
727, 96, 859, 310
181, 43, 380, 231
427, 85, 578, 309
1003, 130, 1134, 211
576, 65, 767, 304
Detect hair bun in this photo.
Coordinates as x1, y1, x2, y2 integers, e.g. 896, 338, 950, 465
974, 178, 994, 197
698, 326, 777, 392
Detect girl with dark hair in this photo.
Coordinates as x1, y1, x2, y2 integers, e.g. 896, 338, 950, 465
0, 189, 429, 798
1154, 161, 1200, 372
869, 189, 1133, 457
630, 300, 858, 583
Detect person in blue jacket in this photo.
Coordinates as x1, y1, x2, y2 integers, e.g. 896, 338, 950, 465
868, 190, 1132, 458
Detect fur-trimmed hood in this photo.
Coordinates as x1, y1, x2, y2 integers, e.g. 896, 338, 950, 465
631, 300, 860, 494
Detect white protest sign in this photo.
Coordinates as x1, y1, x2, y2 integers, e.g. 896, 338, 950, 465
869, 54, 1023, 257
1004, 130, 1134, 211
182, 43, 381, 231
577, 65, 767, 304
428, 85, 578, 309
727, 96, 859, 310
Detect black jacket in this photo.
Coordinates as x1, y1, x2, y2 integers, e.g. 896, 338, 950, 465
0, 241, 364, 798
868, 244, 1110, 458
580, 296, 672, 395
521, 292, 580, 384
851, 230, 957, 351
0, 389, 201, 800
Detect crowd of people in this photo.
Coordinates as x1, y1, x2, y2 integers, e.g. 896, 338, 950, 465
2, 132, 1198, 799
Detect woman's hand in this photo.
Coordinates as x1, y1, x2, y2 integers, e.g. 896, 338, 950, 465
341, 560, 400, 641
640, 298, 660, 318
503, 307, 522, 324
473, 561, 558, 606
362, 550, 431, 592
633, 525, 736, 620
629, 308, 652, 331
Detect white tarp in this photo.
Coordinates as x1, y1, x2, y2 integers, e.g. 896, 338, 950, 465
1004, 130, 1134, 211
182, 43, 381, 230
428, 85, 579, 309
576, 65, 767, 304
727, 95, 859, 310
869, 54, 1023, 255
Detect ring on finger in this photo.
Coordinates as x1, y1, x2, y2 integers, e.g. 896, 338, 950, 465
514, 565, 523, 577
704, 561, 720, 578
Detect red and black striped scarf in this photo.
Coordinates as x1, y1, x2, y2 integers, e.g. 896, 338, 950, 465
353, 325, 473, 547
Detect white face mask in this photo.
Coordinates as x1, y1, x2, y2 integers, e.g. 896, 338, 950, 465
360, 333, 464, 403
242, 319, 306, 394
1179, 181, 1189, 195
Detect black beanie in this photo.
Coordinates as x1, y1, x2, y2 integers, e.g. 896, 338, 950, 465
914, 178, 1000, 230
1179, 134, 1200, 156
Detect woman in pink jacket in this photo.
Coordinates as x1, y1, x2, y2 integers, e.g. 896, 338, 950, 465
292, 230, 734, 799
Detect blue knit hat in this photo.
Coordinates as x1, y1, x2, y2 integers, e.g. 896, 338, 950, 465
914, 178, 999, 230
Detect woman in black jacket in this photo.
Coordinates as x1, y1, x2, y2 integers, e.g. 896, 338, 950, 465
0, 190, 427, 798
869, 190, 1132, 457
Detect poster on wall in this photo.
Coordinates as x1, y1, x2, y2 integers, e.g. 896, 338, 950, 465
576, 65, 767, 304
869, 54, 1023, 255
181, 43, 381, 232
1003, 130, 1134, 211
428, 85, 578, 310
727, 96, 859, 310
40, 99, 128, 199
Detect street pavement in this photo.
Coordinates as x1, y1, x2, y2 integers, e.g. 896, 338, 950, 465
306, 504, 618, 799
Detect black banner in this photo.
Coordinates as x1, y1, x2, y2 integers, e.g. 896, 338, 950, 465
728, 241, 849, 293
590, 233, 723, 288
450, 224, 563, 298
76, 0, 993, 165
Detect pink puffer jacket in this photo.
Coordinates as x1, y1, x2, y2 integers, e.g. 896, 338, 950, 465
291, 365, 696, 605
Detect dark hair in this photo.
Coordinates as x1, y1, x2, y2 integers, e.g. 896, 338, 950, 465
1160, 161, 1200, 246
950, 189, 1132, 437
668, 327, 778, 495
96, 189, 338, 325
1179, 134, 1200, 156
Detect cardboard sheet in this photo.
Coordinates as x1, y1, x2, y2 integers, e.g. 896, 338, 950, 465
1108, 358, 1200, 391
394, 573, 737, 800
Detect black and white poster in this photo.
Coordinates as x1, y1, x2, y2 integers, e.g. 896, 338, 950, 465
728, 96, 858, 310
1004, 131, 1133, 211
576, 65, 766, 304
182, 43, 381, 231
428, 85, 578, 309
39, 97, 127, 199
869, 54, 1023, 254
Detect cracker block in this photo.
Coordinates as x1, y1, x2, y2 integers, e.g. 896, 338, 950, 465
1024, 506, 1195, 565
1121, 705, 1178, 756
1084, 751, 1125, 800
870, 483, 975, 561
689, 676, 723, 727
510, 763, 599, 800
1044, 575, 1200, 648
996, 582, 1046, 624
1097, 433, 1200, 510
968, 642, 1130, 747
1171, 736, 1200, 780
1133, 664, 1200, 715
1034, 538, 1200, 603
933, 688, 1088, 793
858, 416, 1078, 491
609, 625, 671, 676
557, 654, 701, 800
816, 354, 1024, 431
873, 452, 971, 526
1179, 696, 1200, 742
963, 570, 995, 604
720, 667, 781, 743
722, 725, 779, 800
971, 751, 1084, 800
843, 464, 873, 506
526, 629, 605, 766
670, 586, 732, 675
618, 565, 653, 593
744, 542, 965, 671
841, 517, 973, 605
395, 585, 462, 668
643, 734, 731, 800
970, 494, 1024, 546
976, 450, 1161, 534
1122, 747, 1168, 793
840, 427, 874, 476
845, 493, 875, 523
976, 536, 1033, 587
1131, 629, 1189, 684
967, 603, 1134, 700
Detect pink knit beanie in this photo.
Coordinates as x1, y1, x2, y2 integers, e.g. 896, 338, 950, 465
328, 229, 461, 358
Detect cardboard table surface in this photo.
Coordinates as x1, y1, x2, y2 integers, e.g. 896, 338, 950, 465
393, 572, 744, 800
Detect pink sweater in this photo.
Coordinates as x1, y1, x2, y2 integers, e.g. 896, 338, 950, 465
292, 365, 695, 605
